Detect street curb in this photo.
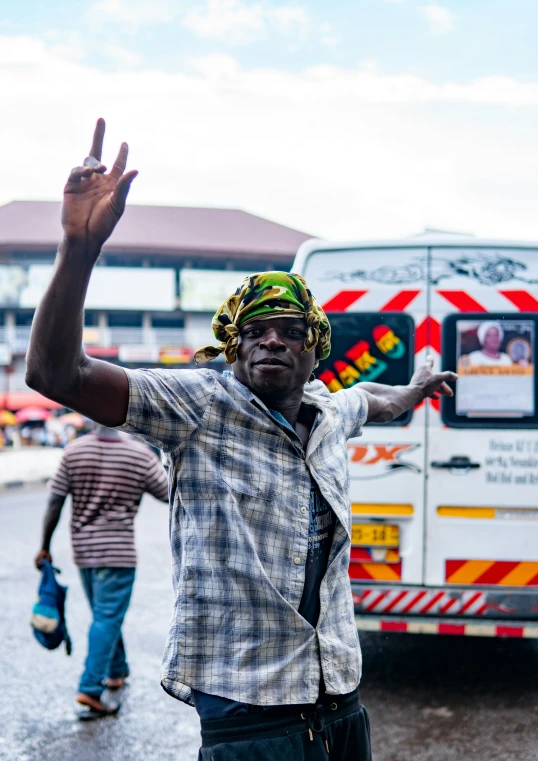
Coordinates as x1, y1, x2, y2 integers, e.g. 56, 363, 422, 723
0, 477, 49, 492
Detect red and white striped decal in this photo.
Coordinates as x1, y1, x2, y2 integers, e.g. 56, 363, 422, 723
434, 289, 538, 314
379, 290, 422, 312
321, 289, 422, 316
500, 290, 538, 311
353, 588, 487, 616
355, 616, 538, 638
414, 316, 441, 354
435, 290, 488, 313
321, 290, 368, 312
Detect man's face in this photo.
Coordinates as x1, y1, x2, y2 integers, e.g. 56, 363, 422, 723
483, 327, 502, 352
232, 317, 317, 397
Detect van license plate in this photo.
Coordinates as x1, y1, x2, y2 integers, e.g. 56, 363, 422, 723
352, 524, 399, 547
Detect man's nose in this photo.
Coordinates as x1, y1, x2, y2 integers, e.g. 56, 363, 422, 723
260, 329, 285, 349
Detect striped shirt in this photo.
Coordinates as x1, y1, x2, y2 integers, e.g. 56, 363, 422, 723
119, 368, 368, 707
49, 432, 168, 568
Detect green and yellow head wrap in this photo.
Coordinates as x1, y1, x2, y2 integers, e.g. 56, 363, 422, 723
194, 271, 331, 366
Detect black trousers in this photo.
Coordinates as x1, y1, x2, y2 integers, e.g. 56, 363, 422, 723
198, 690, 372, 761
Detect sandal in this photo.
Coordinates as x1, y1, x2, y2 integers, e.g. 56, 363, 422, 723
105, 667, 130, 690
105, 677, 126, 690
76, 694, 120, 721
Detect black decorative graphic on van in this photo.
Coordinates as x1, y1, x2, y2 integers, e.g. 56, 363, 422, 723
325, 252, 538, 287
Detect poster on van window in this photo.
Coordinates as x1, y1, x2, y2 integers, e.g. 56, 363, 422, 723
456, 319, 535, 417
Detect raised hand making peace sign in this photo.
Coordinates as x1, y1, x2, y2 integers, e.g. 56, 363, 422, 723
62, 119, 138, 255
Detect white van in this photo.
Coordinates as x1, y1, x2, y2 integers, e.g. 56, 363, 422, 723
293, 232, 538, 639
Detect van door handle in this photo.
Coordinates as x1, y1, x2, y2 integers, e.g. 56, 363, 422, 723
430, 456, 480, 470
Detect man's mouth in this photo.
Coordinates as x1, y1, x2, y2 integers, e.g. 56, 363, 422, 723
254, 358, 289, 367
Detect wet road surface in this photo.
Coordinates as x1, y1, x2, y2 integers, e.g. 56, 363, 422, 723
1, 486, 537, 760
363, 629, 538, 760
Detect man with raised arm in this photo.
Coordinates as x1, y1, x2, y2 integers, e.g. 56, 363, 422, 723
27, 120, 456, 760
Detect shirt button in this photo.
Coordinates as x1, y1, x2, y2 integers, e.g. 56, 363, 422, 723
301, 507, 307, 514
294, 556, 302, 564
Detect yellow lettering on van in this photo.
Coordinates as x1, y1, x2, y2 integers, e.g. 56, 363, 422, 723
337, 364, 361, 386
355, 351, 376, 373
327, 377, 344, 392
377, 333, 400, 353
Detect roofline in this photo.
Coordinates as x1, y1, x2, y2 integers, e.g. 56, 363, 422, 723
293, 235, 538, 271
0, 201, 314, 262
0, 242, 299, 260
0, 199, 315, 243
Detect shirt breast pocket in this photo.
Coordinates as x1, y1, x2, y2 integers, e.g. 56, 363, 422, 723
220, 422, 284, 500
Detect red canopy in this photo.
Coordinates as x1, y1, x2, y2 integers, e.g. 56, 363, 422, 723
15, 406, 52, 423
1, 391, 62, 412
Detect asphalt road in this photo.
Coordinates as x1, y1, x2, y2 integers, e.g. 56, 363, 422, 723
1, 486, 538, 761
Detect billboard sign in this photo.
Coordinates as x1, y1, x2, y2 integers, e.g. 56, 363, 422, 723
0, 344, 12, 366
159, 346, 193, 364
180, 268, 253, 312
0, 265, 177, 311
119, 345, 160, 363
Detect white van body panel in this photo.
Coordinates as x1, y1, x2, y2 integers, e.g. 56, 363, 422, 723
294, 234, 538, 635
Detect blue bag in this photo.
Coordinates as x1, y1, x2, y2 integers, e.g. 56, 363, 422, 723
31, 560, 72, 655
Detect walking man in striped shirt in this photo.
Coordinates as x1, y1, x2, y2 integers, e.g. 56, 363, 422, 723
35, 423, 168, 719
27, 120, 456, 757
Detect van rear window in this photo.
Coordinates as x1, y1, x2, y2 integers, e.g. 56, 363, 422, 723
442, 313, 538, 428
316, 313, 415, 426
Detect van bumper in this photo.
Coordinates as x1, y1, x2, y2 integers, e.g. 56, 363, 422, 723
351, 582, 538, 619
355, 615, 538, 638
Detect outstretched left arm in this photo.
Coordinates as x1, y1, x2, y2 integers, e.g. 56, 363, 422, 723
360, 356, 457, 424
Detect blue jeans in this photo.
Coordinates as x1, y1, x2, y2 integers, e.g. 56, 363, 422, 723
78, 567, 136, 698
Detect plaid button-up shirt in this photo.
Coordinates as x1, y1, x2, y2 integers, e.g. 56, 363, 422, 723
119, 368, 368, 706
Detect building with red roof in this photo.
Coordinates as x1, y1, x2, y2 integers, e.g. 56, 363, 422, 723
0, 201, 314, 410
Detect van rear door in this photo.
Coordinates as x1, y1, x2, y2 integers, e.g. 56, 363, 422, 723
425, 245, 538, 595
300, 244, 428, 585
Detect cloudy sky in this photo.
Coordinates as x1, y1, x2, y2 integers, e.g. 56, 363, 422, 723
1, 0, 538, 241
